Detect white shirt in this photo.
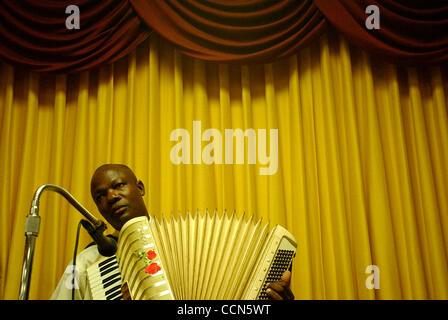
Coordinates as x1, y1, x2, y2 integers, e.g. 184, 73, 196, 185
51, 244, 104, 300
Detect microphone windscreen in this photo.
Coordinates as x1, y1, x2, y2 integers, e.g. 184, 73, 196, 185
80, 219, 117, 256
97, 236, 117, 257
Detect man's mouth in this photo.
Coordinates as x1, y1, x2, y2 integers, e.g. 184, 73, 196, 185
112, 205, 128, 215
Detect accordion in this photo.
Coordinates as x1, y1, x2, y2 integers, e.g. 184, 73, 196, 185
115, 211, 297, 300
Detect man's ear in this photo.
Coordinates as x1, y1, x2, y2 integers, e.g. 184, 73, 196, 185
137, 180, 145, 196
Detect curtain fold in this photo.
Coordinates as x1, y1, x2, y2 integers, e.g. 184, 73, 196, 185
314, 0, 448, 66
1, 32, 447, 300
0, 0, 150, 73
128, 0, 326, 63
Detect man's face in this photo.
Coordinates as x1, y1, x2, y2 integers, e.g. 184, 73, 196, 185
91, 165, 148, 231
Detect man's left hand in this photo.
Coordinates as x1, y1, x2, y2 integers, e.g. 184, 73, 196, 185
265, 270, 294, 300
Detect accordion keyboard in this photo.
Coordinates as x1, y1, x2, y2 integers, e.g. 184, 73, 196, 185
87, 255, 123, 300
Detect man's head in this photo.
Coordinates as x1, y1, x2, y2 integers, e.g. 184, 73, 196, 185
90, 164, 148, 231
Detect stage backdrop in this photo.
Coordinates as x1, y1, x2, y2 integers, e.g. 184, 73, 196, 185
0, 31, 447, 300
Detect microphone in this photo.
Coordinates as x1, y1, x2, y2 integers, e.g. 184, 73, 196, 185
80, 219, 117, 257
19, 184, 116, 299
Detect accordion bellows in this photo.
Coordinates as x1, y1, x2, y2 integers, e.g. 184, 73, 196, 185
116, 211, 297, 300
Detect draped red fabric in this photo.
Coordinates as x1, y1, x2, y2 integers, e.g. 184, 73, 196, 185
0, 0, 150, 73
1, 1, 447, 73
314, 0, 448, 66
128, 0, 326, 64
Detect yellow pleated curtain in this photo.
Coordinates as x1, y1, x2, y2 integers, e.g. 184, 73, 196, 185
0, 31, 447, 300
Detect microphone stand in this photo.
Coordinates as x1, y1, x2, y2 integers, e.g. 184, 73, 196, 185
18, 184, 106, 300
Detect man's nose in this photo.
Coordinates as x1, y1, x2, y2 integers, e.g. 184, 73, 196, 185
107, 189, 120, 203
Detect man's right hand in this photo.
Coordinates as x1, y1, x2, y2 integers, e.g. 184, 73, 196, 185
121, 282, 132, 300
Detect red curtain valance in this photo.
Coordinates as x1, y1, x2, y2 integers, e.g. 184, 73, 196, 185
128, 0, 326, 64
0, 0, 150, 73
0, 0, 447, 73
314, 0, 448, 66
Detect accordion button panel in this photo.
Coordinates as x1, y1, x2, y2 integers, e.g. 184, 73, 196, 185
257, 248, 296, 300
242, 225, 297, 300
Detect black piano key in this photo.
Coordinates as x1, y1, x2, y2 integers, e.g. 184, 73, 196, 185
98, 256, 116, 268
100, 265, 118, 277
103, 274, 121, 289
99, 261, 117, 272
103, 272, 120, 284
107, 290, 122, 300
106, 284, 122, 296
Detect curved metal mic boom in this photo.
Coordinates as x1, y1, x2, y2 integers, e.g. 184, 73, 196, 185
18, 184, 108, 300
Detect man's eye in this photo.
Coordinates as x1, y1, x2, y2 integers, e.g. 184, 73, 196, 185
96, 194, 104, 201
116, 183, 126, 188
